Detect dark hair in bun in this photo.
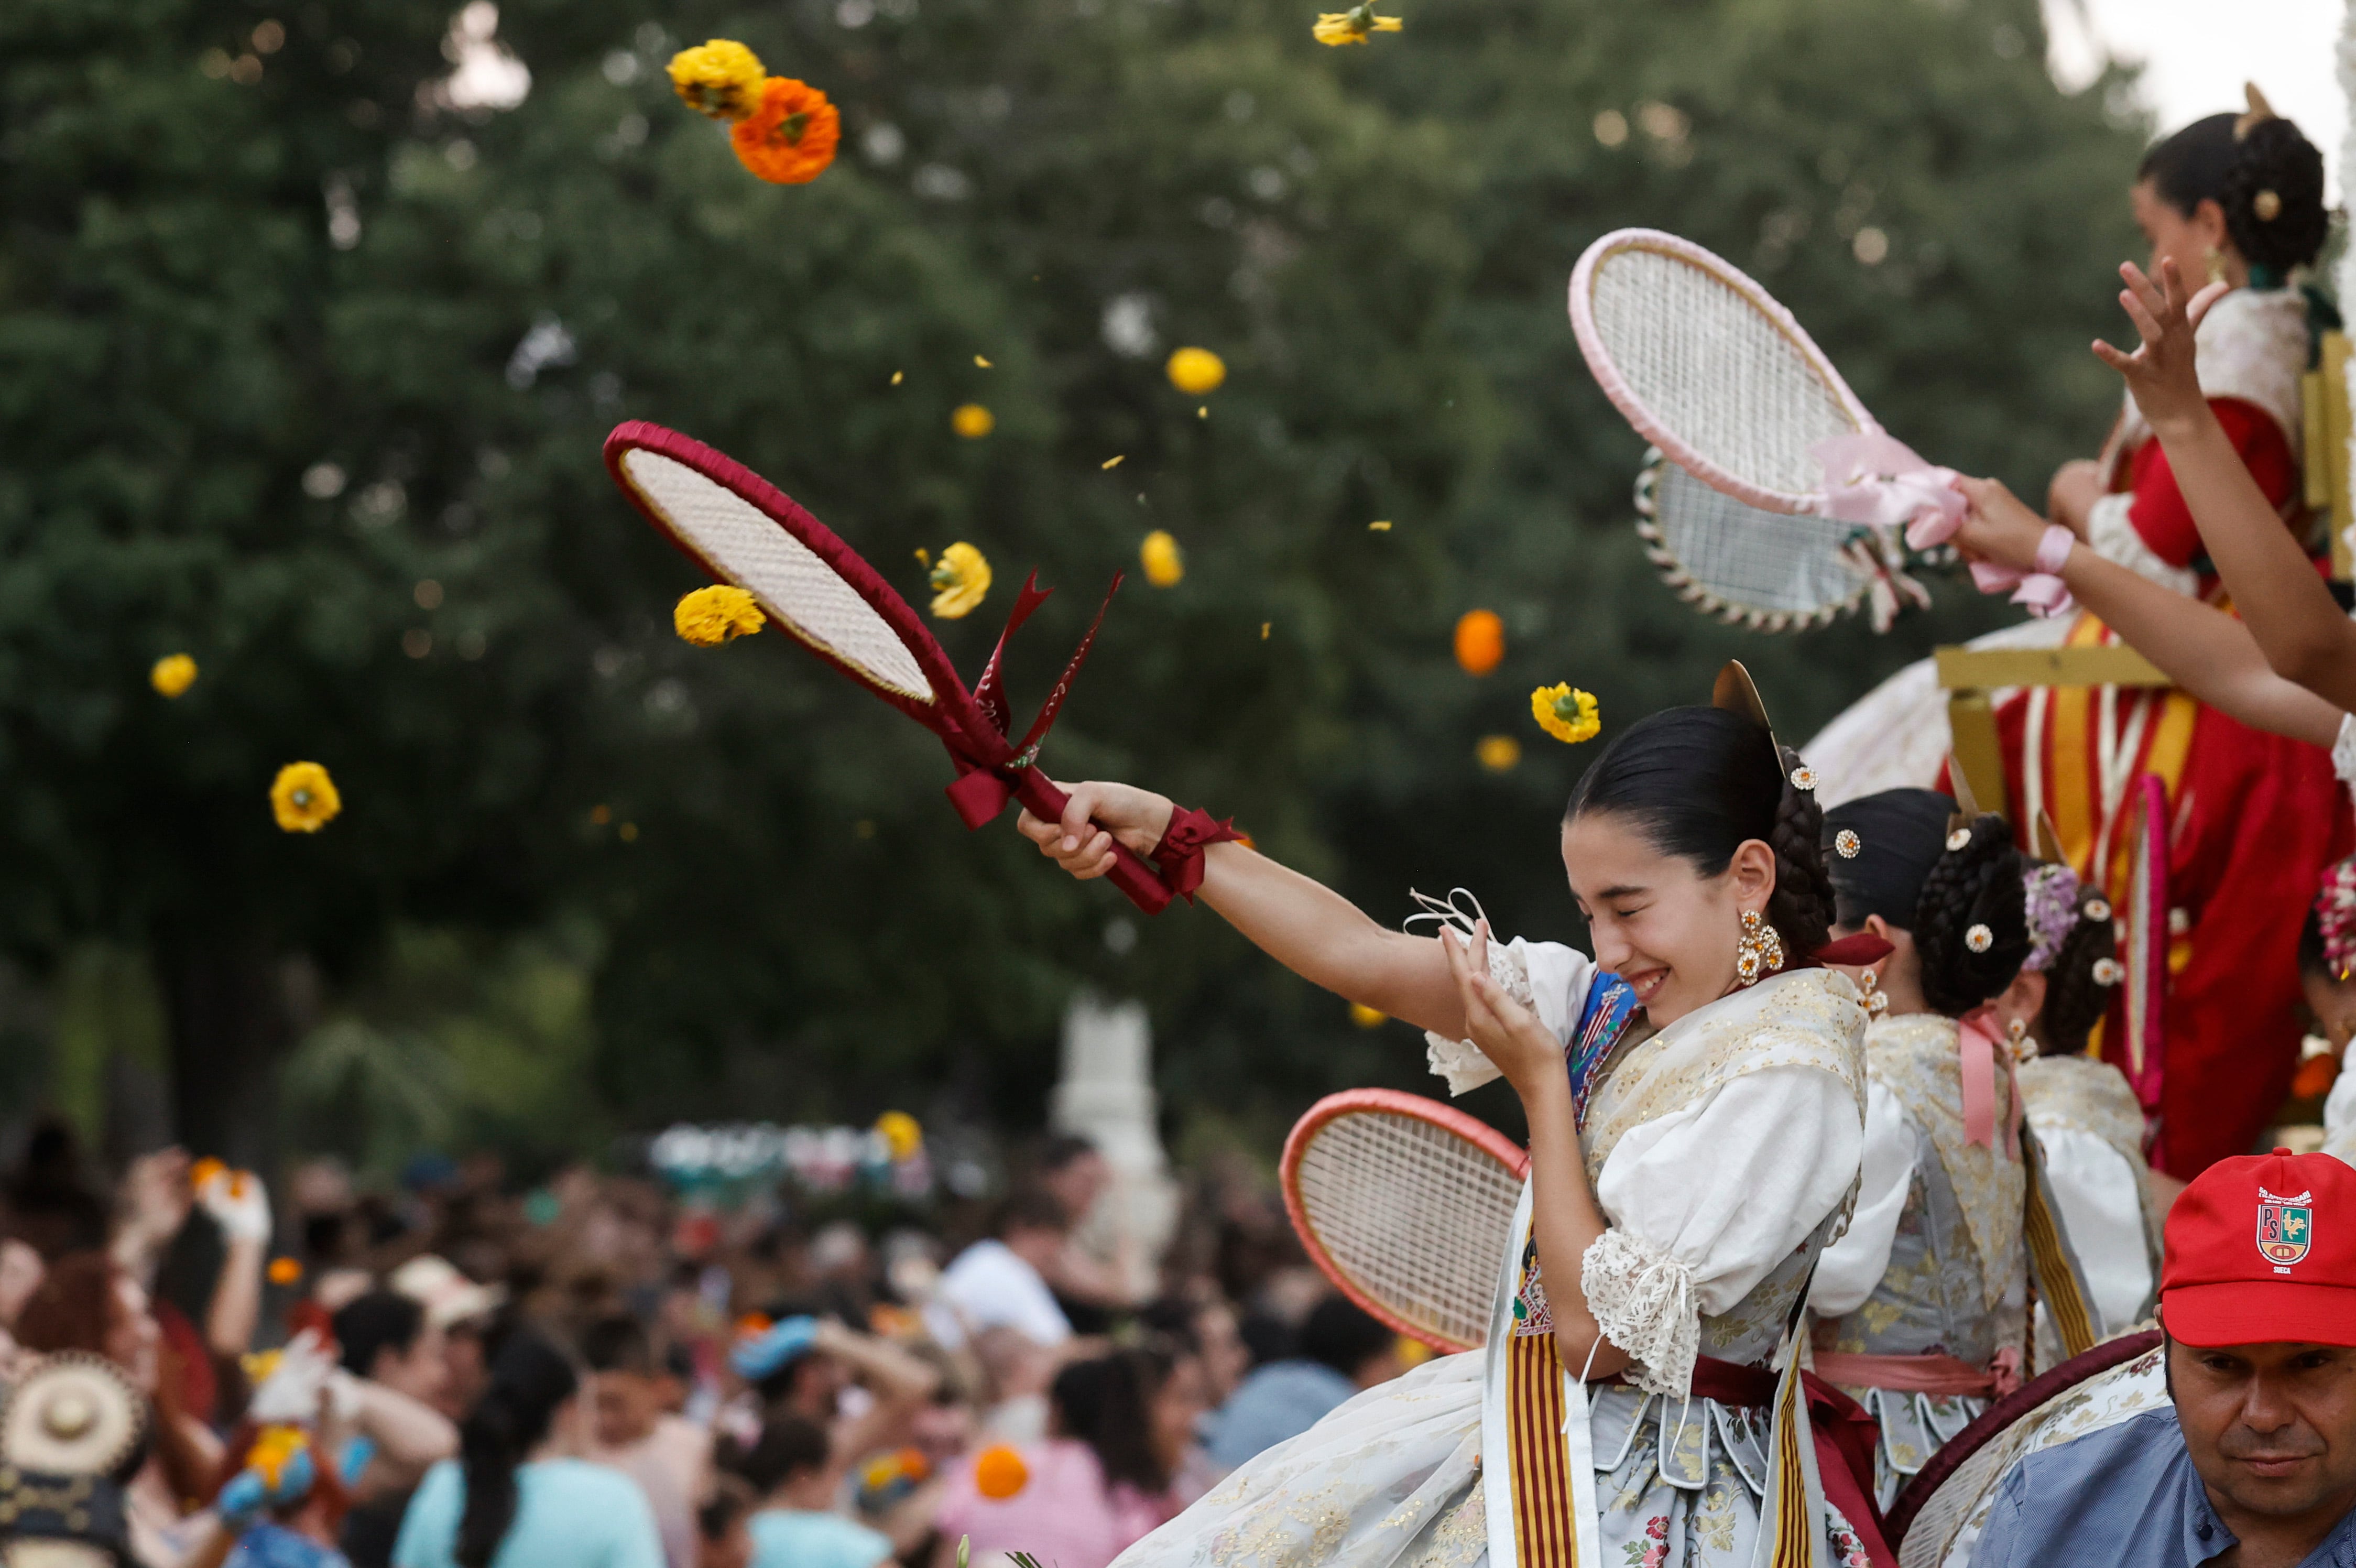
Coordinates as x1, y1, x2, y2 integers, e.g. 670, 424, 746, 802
1820, 789, 2027, 1017
2139, 111, 2328, 275
1567, 705, 1834, 958
2039, 879, 2117, 1056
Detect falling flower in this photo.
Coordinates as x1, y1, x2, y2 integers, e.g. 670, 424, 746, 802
674, 585, 766, 646
1531, 684, 1600, 744
1396, 1336, 1433, 1366
974, 355, 992, 368
1349, 1001, 1387, 1028
270, 762, 342, 833
1101, 455, 1125, 470
1165, 346, 1226, 395
730, 77, 840, 184
891, 370, 904, 385
930, 542, 992, 618
267, 1256, 303, 1286
667, 39, 767, 121
1367, 520, 1391, 531
1260, 622, 1271, 639
1453, 609, 1504, 676
1313, 3, 1402, 45
1141, 530, 1184, 587
974, 1445, 1029, 1500
875, 1110, 923, 1160
952, 404, 995, 439
1476, 734, 1521, 771
150, 654, 198, 698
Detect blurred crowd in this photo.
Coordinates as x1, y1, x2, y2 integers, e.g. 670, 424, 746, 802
0, 1116, 1419, 1568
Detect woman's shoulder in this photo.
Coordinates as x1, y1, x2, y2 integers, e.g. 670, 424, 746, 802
1865, 1010, 1958, 1068
524, 1457, 660, 1511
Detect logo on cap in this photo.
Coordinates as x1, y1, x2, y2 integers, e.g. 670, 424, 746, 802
2258, 1185, 2314, 1268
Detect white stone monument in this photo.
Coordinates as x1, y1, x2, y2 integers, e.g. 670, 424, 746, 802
1051, 995, 1179, 1302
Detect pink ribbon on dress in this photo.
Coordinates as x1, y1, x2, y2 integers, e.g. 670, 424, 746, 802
1956, 1006, 2024, 1159
1810, 433, 2075, 619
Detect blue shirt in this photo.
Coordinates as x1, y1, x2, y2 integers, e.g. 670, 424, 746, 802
1202, 1359, 1360, 1469
391, 1458, 666, 1568
747, 1508, 892, 1568
1971, 1408, 2356, 1568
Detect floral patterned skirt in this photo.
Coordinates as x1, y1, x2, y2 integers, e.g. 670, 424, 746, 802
1114, 1351, 1877, 1568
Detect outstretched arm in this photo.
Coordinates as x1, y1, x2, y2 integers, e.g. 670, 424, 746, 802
1955, 476, 2347, 748
1016, 780, 1470, 1038
2095, 258, 2356, 707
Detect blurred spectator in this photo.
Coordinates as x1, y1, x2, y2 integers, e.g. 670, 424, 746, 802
931, 1344, 1207, 1568
969, 1326, 1056, 1445
695, 1475, 757, 1568
389, 1256, 503, 1421
736, 1415, 894, 1568
582, 1313, 712, 1568
1031, 1137, 1125, 1330
391, 1326, 663, 1568
0, 1237, 43, 1359
1201, 1295, 1405, 1470
16, 1250, 226, 1566
334, 1291, 454, 1568
5, 1115, 110, 1260
921, 1192, 1072, 1353
735, 1316, 940, 1503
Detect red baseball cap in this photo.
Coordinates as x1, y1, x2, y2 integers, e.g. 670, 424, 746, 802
2161, 1147, 2356, 1347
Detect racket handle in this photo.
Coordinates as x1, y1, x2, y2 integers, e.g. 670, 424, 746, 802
1010, 772, 1175, 916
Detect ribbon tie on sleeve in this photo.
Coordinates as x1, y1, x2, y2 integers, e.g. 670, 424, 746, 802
1812, 432, 2075, 620
1957, 1006, 2024, 1159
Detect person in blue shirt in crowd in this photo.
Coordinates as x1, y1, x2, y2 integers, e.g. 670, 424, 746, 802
1972, 1147, 2356, 1568
1200, 1293, 1408, 1472
392, 1327, 665, 1568
739, 1414, 895, 1568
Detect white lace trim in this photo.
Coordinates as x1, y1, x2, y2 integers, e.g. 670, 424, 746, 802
2085, 492, 2199, 595
1414, 892, 1534, 1097
2334, 712, 2356, 786
1580, 1225, 1699, 1398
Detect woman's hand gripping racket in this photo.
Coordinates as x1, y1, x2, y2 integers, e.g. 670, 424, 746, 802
1569, 228, 2072, 618
604, 421, 1182, 914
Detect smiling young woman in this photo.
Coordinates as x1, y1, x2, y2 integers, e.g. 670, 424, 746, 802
1018, 665, 1895, 1568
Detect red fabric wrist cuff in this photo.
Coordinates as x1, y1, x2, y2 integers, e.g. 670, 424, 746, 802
1151, 806, 1245, 902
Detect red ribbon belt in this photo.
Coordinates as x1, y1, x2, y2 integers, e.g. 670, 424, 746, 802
1688, 1355, 1897, 1567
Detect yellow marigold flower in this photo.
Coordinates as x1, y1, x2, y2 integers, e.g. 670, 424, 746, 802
952, 403, 995, 439
930, 542, 991, 618
1453, 609, 1504, 676
247, 1425, 309, 1488
1476, 734, 1521, 771
875, 1110, 923, 1160
1165, 346, 1226, 396
1395, 1335, 1433, 1365
1349, 1001, 1387, 1028
667, 39, 767, 121
1312, 4, 1401, 45
150, 653, 198, 698
270, 762, 342, 833
1140, 529, 1184, 587
1531, 683, 1600, 744
675, 584, 766, 647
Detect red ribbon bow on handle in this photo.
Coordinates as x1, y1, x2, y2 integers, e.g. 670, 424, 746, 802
936, 574, 1242, 908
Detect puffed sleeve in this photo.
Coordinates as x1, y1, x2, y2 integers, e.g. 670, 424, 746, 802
1583, 1065, 1864, 1395
2031, 1124, 2154, 1334
1422, 933, 1595, 1096
1807, 1080, 1916, 1318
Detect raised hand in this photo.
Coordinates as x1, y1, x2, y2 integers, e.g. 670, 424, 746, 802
1015, 779, 1174, 882
2092, 257, 2227, 436
1952, 475, 2055, 573
1437, 919, 1562, 1097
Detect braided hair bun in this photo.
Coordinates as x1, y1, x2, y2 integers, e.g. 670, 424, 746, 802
2140, 110, 2328, 276
1767, 744, 1835, 958
1913, 814, 2031, 1018
2040, 881, 2118, 1055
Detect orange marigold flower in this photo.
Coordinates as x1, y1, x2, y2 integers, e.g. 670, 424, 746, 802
1453, 609, 1504, 676
731, 77, 841, 185
973, 1445, 1029, 1500
267, 1256, 303, 1286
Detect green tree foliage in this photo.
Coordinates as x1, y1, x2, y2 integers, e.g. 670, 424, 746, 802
0, 0, 2146, 1160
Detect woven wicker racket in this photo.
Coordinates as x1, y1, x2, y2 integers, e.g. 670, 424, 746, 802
1634, 448, 1885, 631
1280, 1088, 1529, 1354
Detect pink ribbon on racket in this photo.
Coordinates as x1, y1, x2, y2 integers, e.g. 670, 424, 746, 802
1812, 432, 2075, 619
1956, 1005, 2024, 1159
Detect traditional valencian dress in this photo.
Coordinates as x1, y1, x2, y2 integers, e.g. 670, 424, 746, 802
1807, 1015, 2028, 1509
1804, 282, 2350, 1178
1111, 924, 1884, 1568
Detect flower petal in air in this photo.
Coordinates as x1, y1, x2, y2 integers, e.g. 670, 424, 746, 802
930, 542, 992, 618
270, 761, 343, 833
1141, 530, 1184, 587
150, 654, 198, 698
951, 404, 995, 439
730, 77, 841, 183
1453, 609, 1504, 675
1165, 347, 1226, 395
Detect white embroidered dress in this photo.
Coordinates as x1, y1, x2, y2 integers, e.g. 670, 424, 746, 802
1110, 948, 1870, 1568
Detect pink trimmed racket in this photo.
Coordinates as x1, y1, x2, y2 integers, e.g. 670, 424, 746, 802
604, 421, 1174, 913
1281, 1088, 1528, 1353
1569, 228, 1882, 515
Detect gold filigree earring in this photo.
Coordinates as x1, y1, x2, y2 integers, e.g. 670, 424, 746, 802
2006, 1015, 2034, 1062
1859, 966, 1890, 1016
2204, 245, 2229, 286
1736, 909, 1785, 987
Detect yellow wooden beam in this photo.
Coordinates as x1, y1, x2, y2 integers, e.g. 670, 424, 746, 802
1934, 644, 2169, 692
1946, 690, 2010, 820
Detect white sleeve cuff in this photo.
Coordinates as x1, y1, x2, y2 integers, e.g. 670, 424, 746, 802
1581, 1226, 1700, 1397
2085, 493, 2199, 595
2332, 712, 2356, 787
1423, 933, 1557, 1096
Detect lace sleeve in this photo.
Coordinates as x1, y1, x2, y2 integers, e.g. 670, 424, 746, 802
2085, 493, 2199, 595
1422, 936, 1532, 1096
1580, 1226, 1699, 1397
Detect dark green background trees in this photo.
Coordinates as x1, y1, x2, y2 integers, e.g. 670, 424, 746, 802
0, 0, 2145, 1170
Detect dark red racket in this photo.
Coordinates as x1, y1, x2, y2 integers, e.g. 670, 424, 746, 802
604, 421, 1174, 913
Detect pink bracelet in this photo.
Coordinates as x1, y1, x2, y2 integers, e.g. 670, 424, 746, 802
2034, 524, 2075, 575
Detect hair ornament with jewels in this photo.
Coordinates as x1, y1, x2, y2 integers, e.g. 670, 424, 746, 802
2020, 861, 2084, 974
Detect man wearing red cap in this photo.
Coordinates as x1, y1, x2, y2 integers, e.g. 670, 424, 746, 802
1972, 1148, 2356, 1566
